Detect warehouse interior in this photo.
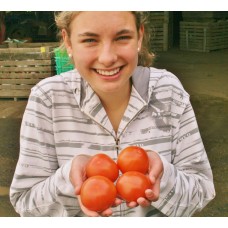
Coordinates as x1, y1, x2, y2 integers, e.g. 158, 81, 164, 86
1, 11, 228, 52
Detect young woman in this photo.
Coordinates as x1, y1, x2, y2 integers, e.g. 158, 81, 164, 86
10, 11, 215, 217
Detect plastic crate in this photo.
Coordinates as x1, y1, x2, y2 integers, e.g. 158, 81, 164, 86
54, 47, 74, 74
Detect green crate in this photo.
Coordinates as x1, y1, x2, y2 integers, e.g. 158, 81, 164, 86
54, 47, 74, 74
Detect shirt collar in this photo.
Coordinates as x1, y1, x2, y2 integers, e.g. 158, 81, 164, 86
62, 67, 150, 136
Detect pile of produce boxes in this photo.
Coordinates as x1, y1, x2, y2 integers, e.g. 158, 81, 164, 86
0, 42, 59, 100
180, 12, 228, 52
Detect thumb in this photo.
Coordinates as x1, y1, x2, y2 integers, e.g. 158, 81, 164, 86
73, 171, 84, 195
70, 155, 90, 195
147, 151, 164, 184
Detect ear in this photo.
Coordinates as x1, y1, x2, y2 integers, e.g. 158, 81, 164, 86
137, 25, 144, 50
62, 29, 72, 54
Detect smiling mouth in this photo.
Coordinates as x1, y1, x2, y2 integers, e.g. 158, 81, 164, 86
95, 67, 121, 76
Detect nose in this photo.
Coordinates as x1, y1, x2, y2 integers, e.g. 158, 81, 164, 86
98, 44, 117, 67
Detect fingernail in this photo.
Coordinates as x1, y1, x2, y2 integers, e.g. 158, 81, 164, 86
147, 191, 154, 198
150, 176, 156, 184
149, 192, 154, 197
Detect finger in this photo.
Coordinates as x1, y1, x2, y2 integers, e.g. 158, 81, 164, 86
100, 208, 113, 217
72, 169, 85, 195
126, 201, 138, 208
146, 151, 163, 181
145, 185, 160, 202
70, 165, 85, 195
77, 195, 99, 217
145, 189, 155, 201
112, 198, 122, 207
148, 175, 156, 185
137, 197, 151, 207
70, 156, 90, 195
151, 180, 161, 201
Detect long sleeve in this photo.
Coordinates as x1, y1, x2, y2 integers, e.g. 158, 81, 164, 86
152, 99, 215, 216
9, 86, 80, 216
9, 68, 216, 217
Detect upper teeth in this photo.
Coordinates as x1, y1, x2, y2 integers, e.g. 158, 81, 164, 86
96, 68, 120, 76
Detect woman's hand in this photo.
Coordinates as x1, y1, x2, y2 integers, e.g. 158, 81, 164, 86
70, 154, 122, 216
126, 150, 164, 208
70, 154, 91, 195
78, 195, 122, 217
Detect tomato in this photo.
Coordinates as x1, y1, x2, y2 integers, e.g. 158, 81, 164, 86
86, 153, 119, 182
117, 146, 149, 174
116, 171, 152, 202
80, 175, 117, 212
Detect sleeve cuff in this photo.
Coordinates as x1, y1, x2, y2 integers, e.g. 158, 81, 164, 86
159, 155, 173, 187
56, 160, 76, 197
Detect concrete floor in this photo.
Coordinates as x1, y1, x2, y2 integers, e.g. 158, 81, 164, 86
0, 48, 227, 217
155, 48, 228, 217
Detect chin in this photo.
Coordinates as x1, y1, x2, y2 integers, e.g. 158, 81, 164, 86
99, 85, 122, 94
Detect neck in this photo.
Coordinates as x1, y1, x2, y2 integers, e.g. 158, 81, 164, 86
96, 81, 132, 133
99, 83, 131, 111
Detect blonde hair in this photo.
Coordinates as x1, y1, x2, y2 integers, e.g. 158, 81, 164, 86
55, 11, 154, 67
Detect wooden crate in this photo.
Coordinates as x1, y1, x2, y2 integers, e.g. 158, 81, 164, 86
147, 12, 173, 52
0, 42, 59, 100
180, 21, 228, 52
182, 11, 228, 22
7, 42, 59, 48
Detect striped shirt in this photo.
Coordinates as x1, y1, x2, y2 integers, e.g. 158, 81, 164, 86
10, 66, 215, 216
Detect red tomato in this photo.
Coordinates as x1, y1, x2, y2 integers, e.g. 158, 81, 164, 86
80, 176, 117, 212
116, 171, 152, 202
117, 146, 149, 174
86, 153, 119, 182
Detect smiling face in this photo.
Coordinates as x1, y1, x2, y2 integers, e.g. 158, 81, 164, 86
62, 11, 143, 97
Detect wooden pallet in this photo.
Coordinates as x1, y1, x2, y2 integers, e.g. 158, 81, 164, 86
180, 21, 228, 52
182, 11, 228, 22
147, 12, 173, 52
0, 42, 59, 100
7, 42, 59, 48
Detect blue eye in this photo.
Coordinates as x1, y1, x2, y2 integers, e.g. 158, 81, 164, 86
117, 36, 131, 41
83, 39, 96, 43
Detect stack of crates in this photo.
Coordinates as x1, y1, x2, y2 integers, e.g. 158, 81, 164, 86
54, 47, 74, 74
0, 42, 58, 100
147, 11, 173, 52
180, 12, 228, 52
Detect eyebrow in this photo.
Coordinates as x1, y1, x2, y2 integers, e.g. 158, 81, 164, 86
116, 29, 134, 36
78, 32, 98, 37
78, 29, 134, 37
